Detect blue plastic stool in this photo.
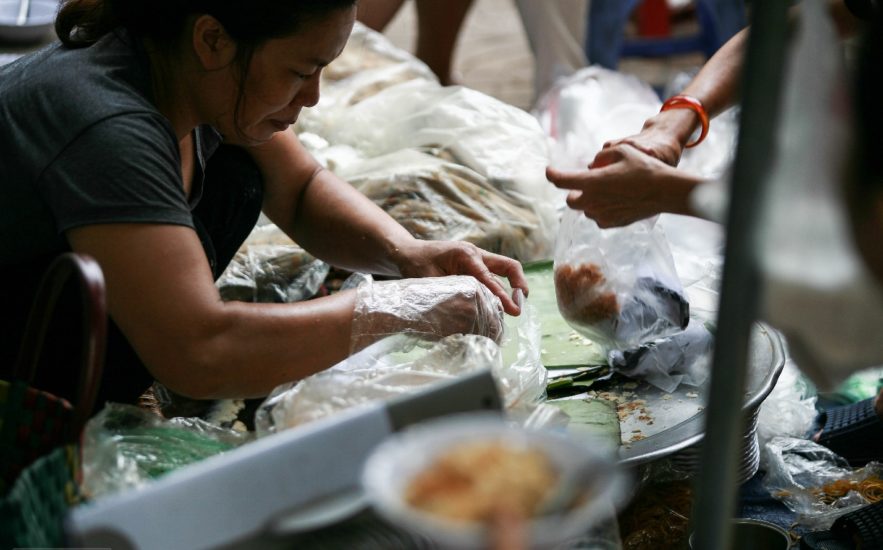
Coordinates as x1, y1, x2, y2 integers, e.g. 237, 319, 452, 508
587, 0, 746, 69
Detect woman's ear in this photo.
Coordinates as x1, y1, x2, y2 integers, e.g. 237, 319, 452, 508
192, 14, 237, 70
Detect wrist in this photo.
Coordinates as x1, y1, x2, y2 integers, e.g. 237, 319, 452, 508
644, 109, 700, 150
655, 168, 704, 217
660, 95, 709, 148
384, 235, 420, 278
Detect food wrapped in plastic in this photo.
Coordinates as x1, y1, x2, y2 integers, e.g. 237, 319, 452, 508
216, 223, 329, 303
255, 324, 547, 436
339, 149, 553, 261
554, 209, 689, 352
81, 403, 250, 498
322, 22, 437, 84
297, 22, 438, 134
350, 274, 505, 354
302, 78, 557, 210
762, 436, 883, 530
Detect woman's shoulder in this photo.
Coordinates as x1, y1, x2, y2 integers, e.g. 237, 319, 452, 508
2, 33, 160, 133
1, 36, 177, 174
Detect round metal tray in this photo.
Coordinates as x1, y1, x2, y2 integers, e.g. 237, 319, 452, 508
616, 323, 786, 467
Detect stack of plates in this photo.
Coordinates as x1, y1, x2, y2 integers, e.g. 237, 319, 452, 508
668, 408, 763, 484
0, 0, 57, 44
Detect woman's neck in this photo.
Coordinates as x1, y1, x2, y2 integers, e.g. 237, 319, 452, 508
144, 40, 201, 141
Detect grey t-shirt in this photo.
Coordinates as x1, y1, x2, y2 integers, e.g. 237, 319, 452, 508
0, 31, 224, 407
0, 30, 213, 264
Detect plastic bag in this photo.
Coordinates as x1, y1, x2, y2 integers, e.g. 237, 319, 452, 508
553, 208, 689, 352
304, 78, 558, 213
81, 403, 250, 498
608, 215, 723, 393
294, 21, 559, 262
756, 357, 818, 449
255, 325, 547, 436
657, 215, 724, 325
216, 223, 329, 303
533, 66, 738, 180
350, 274, 505, 354
338, 149, 554, 262
761, 436, 883, 530
608, 321, 712, 394
296, 22, 438, 134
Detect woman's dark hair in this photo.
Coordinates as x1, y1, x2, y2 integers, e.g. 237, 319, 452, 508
55, 0, 357, 138
56, 0, 357, 49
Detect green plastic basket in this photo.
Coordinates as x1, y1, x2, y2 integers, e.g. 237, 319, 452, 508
0, 445, 81, 549
0, 253, 106, 548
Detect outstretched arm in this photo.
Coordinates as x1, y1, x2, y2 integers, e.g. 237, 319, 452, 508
251, 129, 528, 314
551, 0, 865, 227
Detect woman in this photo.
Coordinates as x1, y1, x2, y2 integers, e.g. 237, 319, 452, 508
0, 0, 528, 411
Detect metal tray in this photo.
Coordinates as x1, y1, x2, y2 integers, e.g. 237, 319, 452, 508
615, 323, 785, 466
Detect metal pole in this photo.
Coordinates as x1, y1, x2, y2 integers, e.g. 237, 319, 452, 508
690, 2, 790, 549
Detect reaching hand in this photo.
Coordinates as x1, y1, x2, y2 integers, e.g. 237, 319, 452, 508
392, 240, 529, 316
593, 107, 701, 169
350, 275, 505, 353
594, 125, 684, 168
547, 143, 702, 228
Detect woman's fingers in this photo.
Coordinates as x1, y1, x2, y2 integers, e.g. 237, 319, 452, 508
482, 251, 529, 298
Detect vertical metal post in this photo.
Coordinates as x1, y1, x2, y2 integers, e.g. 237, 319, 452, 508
690, 2, 790, 549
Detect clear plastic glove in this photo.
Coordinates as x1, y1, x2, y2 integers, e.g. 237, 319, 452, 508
393, 239, 529, 316
351, 275, 504, 353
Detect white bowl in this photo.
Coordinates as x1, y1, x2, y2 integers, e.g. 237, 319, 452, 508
0, 0, 57, 44
362, 413, 629, 549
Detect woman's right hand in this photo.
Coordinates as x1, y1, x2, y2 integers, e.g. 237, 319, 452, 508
350, 275, 505, 353
547, 143, 703, 228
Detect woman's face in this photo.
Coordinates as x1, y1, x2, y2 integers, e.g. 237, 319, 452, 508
214, 7, 355, 144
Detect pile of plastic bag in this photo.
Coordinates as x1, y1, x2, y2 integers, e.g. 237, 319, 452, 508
255, 300, 546, 436
81, 404, 251, 498
295, 23, 557, 263
217, 222, 329, 303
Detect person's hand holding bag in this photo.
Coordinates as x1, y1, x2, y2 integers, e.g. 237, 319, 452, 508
350, 275, 505, 353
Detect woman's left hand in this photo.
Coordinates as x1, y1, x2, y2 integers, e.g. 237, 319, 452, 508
393, 240, 529, 316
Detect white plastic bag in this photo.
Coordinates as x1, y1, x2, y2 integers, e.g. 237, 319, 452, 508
313, 79, 557, 209
296, 22, 438, 135
338, 149, 554, 261
553, 208, 689, 352
255, 320, 547, 437
534, 66, 738, 180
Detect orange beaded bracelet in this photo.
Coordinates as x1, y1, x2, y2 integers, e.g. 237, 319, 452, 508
660, 95, 709, 148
